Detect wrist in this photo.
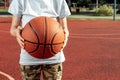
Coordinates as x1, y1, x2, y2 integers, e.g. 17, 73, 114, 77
10, 26, 22, 37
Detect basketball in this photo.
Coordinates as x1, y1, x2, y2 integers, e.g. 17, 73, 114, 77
21, 16, 65, 59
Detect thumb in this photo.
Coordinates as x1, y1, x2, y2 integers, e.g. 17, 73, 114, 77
17, 26, 23, 30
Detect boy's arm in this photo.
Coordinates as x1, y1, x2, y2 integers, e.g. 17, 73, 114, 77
59, 17, 69, 48
10, 16, 24, 48
10, 16, 21, 36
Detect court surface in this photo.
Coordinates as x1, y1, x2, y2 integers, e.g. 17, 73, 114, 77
0, 17, 120, 80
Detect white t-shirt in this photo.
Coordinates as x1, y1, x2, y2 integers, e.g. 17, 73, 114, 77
8, 0, 71, 65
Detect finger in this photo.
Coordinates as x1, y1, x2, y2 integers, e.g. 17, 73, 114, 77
17, 34, 24, 41
60, 42, 67, 51
16, 27, 24, 41
19, 42, 24, 48
16, 37, 24, 48
16, 37, 24, 45
17, 26, 23, 30
62, 39, 68, 49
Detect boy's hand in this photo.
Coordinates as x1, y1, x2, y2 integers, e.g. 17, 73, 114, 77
61, 31, 69, 51
15, 26, 24, 48
62, 38, 68, 49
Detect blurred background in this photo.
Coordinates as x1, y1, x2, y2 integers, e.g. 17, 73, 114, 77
0, 0, 120, 20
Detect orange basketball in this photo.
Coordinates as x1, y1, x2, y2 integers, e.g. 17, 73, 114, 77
21, 16, 65, 59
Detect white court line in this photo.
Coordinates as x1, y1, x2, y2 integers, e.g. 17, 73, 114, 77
70, 36, 120, 39
0, 71, 15, 80
1, 29, 120, 39
70, 33, 120, 39
70, 33, 120, 36
0, 30, 9, 33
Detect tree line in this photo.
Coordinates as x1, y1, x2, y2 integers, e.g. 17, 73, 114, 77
68, 0, 120, 7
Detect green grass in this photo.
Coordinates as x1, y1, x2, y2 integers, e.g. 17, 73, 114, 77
0, 9, 8, 12
0, 8, 10, 15
68, 11, 120, 20
68, 7, 120, 20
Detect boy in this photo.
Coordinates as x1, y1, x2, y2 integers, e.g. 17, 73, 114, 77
8, 0, 71, 80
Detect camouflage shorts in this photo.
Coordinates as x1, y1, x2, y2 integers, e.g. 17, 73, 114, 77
20, 63, 62, 80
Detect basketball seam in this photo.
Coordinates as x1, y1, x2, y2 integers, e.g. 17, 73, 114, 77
50, 23, 64, 55
27, 22, 40, 54
23, 39, 64, 45
42, 17, 48, 58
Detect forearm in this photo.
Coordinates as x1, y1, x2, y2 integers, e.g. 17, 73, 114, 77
10, 16, 21, 37
10, 16, 24, 48
59, 17, 69, 38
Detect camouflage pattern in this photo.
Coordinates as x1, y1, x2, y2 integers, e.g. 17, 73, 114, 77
20, 63, 62, 80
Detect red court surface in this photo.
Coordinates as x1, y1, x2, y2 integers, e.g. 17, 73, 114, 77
0, 17, 120, 80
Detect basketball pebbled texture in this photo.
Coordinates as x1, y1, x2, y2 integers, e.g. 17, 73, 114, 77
21, 16, 65, 59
